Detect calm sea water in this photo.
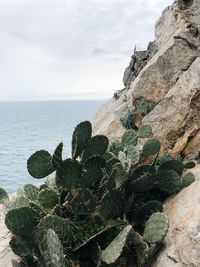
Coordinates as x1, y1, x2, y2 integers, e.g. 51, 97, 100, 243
0, 100, 104, 192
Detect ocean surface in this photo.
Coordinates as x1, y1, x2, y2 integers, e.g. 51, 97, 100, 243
0, 100, 104, 192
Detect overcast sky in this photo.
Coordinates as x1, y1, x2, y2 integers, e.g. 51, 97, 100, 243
0, 0, 173, 101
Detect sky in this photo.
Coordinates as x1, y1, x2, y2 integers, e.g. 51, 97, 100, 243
0, 0, 173, 101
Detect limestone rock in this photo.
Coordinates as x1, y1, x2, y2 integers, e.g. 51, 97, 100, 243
152, 165, 200, 267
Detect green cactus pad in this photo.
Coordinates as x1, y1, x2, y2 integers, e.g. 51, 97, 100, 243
131, 165, 156, 180
159, 160, 184, 176
72, 121, 92, 159
122, 130, 138, 147
109, 140, 124, 157
5, 207, 40, 237
70, 189, 96, 216
37, 215, 76, 252
103, 151, 116, 161
101, 225, 133, 264
125, 146, 140, 166
46, 229, 65, 267
23, 184, 39, 201
0, 187, 9, 204
182, 172, 195, 188
142, 139, 161, 157
131, 171, 156, 192
81, 135, 109, 161
27, 150, 55, 178
135, 201, 163, 226
56, 159, 81, 189
100, 189, 123, 220
156, 170, 181, 193
143, 212, 169, 244
113, 163, 127, 189
38, 189, 59, 209
138, 125, 153, 138
52, 142, 63, 169
84, 156, 106, 169
9, 236, 35, 257
184, 161, 196, 169
81, 156, 105, 187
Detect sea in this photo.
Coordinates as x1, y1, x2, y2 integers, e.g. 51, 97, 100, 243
0, 100, 104, 193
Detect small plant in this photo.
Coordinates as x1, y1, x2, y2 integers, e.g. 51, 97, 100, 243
1, 121, 195, 267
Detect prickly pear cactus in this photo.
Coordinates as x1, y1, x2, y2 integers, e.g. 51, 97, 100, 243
46, 229, 65, 267
0, 187, 9, 204
5, 207, 40, 237
143, 212, 169, 244
142, 139, 161, 157
182, 172, 195, 188
23, 184, 39, 201
27, 150, 55, 178
38, 188, 59, 209
101, 225, 133, 264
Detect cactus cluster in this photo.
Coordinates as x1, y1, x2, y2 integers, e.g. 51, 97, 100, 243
1, 120, 196, 267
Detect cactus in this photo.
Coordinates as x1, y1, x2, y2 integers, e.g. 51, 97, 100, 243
142, 139, 161, 157
156, 170, 181, 193
135, 201, 163, 228
69, 189, 96, 216
101, 225, 133, 264
0, 187, 9, 204
143, 212, 169, 244
72, 121, 92, 159
182, 172, 195, 188
5, 207, 40, 237
113, 163, 127, 189
52, 142, 63, 169
9, 235, 35, 257
122, 130, 138, 147
81, 135, 109, 161
138, 125, 152, 138
56, 159, 82, 189
120, 109, 137, 130
109, 140, 124, 157
38, 188, 59, 209
46, 229, 65, 267
124, 146, 140, 166
159, 159, 184, 176
23, 184, 39, 201
184, 161, 196, 169
36, 215, 76, 250
27, 150, 55, 178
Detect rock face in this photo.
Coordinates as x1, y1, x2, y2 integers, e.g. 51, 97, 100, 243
92, 0, 200, 266
92, 0, 200, 160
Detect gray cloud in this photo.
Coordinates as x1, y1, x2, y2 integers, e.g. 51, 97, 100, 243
0, 0, 173, 101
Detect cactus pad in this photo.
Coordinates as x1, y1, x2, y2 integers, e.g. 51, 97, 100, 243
27, 150, 55, 178
156, 170, 181, 193
72, 121, 92, 159
101, 225, 133, 264
159, 160, 184, 176
125, 146, 140, 166
56, 159, 81, 189
142, 139, 161, 157
81, 135, 109, 161
143, 212, 169, 244
182, 172, 195, 188
122, 130, 138, 147
184, 161, 196, 169
24, 184, 39, 201
138, 125, 152, 138
52, 142, 63, 169
38, 188, 59, 209
46, 229, 65, 267
0, 187, 9, 204
5, 207, 40, 237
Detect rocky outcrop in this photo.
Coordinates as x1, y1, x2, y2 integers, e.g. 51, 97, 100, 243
152, 165, 200, 267
92, 0, 200, 266
92, 0, 200, 159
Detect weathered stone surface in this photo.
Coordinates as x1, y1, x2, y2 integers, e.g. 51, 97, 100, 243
143, 57, 200, 155
152, 165, 200, 267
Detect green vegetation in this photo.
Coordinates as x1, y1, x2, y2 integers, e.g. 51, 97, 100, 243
0, 121, 195, 267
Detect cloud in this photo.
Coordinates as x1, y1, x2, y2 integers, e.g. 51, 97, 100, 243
0, 0, 173, 101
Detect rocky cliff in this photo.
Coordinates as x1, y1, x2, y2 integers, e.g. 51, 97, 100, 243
92, 0, 200, 161
92, 0, 200, 266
